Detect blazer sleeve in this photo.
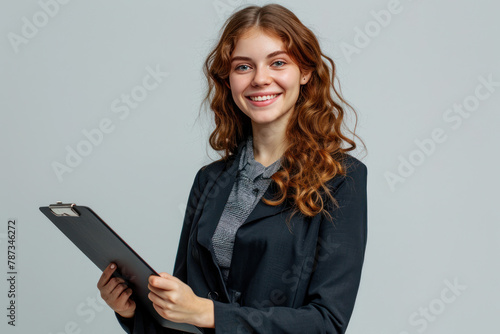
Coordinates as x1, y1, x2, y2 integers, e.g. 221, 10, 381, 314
212, 161, 368, 334
114, 167, 205, 334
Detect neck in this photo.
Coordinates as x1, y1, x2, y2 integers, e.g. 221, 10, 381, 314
251, 127, 287, 168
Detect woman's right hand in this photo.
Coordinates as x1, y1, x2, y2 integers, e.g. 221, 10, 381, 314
97, 263, 136, 318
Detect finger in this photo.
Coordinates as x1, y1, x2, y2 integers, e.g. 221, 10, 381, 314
123, 293, 136, 309
153, 304, 176, 322
148, 290, 168, 310
158, 272, 173, 279
149, 275, 176, 291
97, 263, 117, 289
110, 282, 129, 300
102, 277, 126, 298
158, 272, 183, 284
148, 283, 171, 298
152, 302, 169, 321
116, 287, 135, 308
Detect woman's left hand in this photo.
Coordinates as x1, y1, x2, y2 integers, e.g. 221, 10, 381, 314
148, 273, 215, 328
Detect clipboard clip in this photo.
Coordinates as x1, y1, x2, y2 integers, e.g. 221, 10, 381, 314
49, 201, 80, 217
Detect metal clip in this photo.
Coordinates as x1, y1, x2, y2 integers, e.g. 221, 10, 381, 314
49, 201, 80, 217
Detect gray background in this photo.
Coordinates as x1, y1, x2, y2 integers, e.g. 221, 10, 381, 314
1, 0, 499, 333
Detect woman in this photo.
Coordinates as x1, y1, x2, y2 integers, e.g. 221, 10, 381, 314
97, 3, 368, 333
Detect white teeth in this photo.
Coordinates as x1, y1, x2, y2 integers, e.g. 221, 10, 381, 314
249, 94, 278, 101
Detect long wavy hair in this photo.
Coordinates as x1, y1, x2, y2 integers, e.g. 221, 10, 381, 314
200, 3, 366, 228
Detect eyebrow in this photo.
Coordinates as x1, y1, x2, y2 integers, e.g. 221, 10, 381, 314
230, 50, 288, 62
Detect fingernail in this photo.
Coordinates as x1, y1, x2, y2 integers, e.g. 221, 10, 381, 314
111, 264, 115, 269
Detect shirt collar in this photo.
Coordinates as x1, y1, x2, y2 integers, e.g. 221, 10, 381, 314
238, 135, 282, 179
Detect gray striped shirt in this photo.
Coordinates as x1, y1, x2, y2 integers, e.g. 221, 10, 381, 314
211, 135, 283, 283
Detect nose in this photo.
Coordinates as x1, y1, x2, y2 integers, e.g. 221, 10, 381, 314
251, 66, 272, 86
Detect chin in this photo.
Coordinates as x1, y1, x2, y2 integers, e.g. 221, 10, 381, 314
249, 115, 279, 124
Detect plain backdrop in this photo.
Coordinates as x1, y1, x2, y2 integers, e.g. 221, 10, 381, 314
1, 0, 499, 333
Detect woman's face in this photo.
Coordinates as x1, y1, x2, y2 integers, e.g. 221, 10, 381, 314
228, 28, 311, 132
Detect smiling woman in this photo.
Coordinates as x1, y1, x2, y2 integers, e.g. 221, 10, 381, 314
100, 3, 368, 334
227, 29, 311, 142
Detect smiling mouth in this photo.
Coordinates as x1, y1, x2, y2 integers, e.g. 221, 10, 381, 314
246, 93, 282, 102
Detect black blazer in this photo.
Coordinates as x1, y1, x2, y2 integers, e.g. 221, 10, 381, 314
116, 139, 368, 334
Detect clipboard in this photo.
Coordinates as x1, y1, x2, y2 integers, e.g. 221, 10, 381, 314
39, 202, 203, 334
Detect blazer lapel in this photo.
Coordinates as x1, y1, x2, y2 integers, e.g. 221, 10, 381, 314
196, 139, 294, 253
242, 178, 293, 226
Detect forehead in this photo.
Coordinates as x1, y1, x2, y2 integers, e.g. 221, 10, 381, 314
232, 28, 286, 53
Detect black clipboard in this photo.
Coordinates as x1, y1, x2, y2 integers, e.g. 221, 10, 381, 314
39, 202, 203, 334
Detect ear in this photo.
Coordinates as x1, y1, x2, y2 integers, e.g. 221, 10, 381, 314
300, 70, 313, 85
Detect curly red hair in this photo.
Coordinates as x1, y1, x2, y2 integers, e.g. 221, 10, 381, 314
200, 3, 367, 228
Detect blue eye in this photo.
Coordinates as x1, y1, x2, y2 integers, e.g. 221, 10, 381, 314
236, 65, 250, 71
235, 61, 285, 72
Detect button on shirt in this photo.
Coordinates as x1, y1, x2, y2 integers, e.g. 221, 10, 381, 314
211, 135, 283, 283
